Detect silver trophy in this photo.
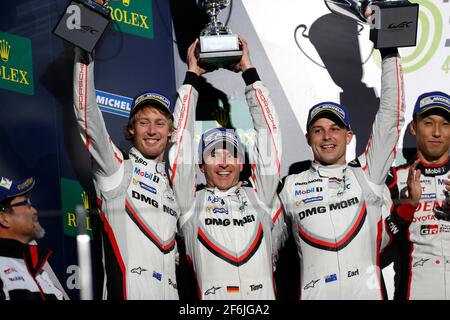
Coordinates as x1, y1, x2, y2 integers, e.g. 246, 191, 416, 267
198, 0, 242, 67
324, 0, 419, 48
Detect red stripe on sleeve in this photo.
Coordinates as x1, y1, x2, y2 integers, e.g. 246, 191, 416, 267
171, 87, 193, 185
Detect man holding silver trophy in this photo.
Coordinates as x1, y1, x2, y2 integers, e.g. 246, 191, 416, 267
278, 3, 416, 299
169, 35, 287, 300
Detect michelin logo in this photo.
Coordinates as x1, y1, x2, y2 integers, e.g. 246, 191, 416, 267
96, 90, 133, 118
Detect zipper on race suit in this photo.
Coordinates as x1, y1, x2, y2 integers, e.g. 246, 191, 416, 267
230, 192, 243, 300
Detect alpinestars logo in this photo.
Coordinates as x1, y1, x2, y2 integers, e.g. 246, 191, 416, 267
205, 286, 221, 295
304, 279, 320, 290
131, 267, 147, 275
413, 258, 429, 267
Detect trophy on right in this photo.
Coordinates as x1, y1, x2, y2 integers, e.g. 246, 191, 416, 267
324, 0, 419, 48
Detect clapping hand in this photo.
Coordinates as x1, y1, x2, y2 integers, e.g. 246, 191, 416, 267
406, 160, 422, 207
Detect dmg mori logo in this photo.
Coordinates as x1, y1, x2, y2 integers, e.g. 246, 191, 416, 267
0, 40, 11, 62
108, 0, 154, 40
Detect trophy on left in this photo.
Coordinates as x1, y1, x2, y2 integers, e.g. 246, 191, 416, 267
53, 0, 111, 53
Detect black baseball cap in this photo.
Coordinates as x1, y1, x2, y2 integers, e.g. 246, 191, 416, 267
0, 177, 35, 203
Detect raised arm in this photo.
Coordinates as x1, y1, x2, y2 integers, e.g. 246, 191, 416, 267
168, 40, 203, 218
359, 48, 405, 185
237, 37, 286, 254
73, 48, 124, 192
237, 37, 282, 210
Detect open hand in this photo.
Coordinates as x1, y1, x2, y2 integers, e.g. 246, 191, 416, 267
364, 4, 373, 19
232, 35, 253, 73
406, 159, 422, 207
186, 39, 209, 76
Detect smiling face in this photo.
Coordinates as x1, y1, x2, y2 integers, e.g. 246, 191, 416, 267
201, 148, 243, 191
128, 106, 173, 161
306, 117, 353, 165
0, 195, 45, 244
411, 114, 450, 164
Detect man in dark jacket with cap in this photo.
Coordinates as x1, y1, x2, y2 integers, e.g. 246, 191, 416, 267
0, 176, 65, 300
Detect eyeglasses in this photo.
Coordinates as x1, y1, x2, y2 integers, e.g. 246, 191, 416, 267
9, 198, 32, 208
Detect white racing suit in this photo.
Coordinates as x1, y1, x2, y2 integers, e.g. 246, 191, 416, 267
73, 49, 179, 300
387, 158, 450, 299
0, 238, 65, 300
169, 69, 287, 300
279, 52, 405, 299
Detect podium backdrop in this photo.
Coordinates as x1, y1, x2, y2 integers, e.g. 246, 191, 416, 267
0, 0, 449, 300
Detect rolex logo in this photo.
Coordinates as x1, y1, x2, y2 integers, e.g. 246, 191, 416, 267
81, 191, 89, 210
0, 39, 11, 62
108, 0, 153, 40
0, 33, 34, 95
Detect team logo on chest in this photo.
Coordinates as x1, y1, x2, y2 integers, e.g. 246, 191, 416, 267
296, 198, 367, 252
198, 193, 263, 266
124, 195, 176, 254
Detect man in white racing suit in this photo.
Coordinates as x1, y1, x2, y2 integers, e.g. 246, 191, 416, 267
386, 91, 450, 299
169, 37, 287, 300
73, 48, 179, 299
279, 47, 406, 299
